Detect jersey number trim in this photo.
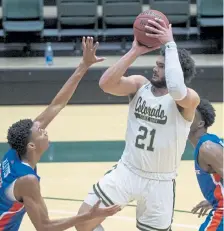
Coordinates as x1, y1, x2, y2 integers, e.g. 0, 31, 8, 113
135, 126, 156, 151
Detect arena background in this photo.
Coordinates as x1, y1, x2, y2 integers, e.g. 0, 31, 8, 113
0, 0, 223, 230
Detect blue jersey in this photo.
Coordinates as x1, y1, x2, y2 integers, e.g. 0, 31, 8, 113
0, 149, 40, 231
194, 133, 223, 209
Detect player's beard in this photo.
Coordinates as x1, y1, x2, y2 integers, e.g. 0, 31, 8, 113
150, 76, 167, 88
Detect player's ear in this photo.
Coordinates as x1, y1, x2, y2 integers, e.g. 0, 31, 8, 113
198, 120, 205, 128
27, 142, 36, 151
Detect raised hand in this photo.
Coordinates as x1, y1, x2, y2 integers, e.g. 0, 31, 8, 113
145, 18, 174, 45
131, 37, 160, 57
82, 37, 105, 67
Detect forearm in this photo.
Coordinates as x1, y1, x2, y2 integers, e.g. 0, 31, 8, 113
99, 49, 138, 88
34, 61, 89, 129
42, 213, 92, 231
165, 42, 187, 100
51, 61, 88, 107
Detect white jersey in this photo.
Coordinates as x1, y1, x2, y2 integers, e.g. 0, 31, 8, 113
121, 83, 192, 180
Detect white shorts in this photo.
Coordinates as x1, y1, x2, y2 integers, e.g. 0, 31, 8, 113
84, 161, 175, 231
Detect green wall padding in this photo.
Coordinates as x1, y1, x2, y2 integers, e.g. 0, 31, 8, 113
0, 141, 194, 162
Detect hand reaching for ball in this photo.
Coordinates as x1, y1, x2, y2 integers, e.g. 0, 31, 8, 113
131, 37, 160, 56
145, 18, 174, 45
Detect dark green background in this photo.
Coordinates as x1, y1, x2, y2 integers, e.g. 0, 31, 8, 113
0, 141, 194, 162
0, 66, 223, 105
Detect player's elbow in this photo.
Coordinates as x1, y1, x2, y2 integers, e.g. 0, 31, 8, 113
99, 78, 107, 91
99, 71, 121, 93
167, 85, 187, 101
99, 78, 114, 93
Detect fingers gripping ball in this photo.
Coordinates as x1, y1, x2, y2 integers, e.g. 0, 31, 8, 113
133, 10, 169, 47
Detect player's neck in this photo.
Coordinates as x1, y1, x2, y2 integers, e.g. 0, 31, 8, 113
151, 85, 168, 97
21, 159, 36, 169
22, 151, 40, 169
189, 129, 207, 148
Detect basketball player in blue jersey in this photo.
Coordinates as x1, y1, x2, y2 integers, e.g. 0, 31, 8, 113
75, 19, 200, 231
0, 37, 120, 231
188, 98, 223, 231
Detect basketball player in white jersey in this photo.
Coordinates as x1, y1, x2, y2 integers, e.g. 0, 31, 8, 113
75, 19, 200, 231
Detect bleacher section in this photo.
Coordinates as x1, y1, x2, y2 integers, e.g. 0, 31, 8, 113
0, 0, 222, 56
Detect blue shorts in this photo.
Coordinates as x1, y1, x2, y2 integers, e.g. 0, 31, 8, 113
199, 209, 223, 231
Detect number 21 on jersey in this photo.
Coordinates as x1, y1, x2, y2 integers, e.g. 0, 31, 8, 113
135, 126, 156, 151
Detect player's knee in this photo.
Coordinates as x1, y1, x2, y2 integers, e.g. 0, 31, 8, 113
75, 202, 104, 231
75, 224, 104, 231
74, 218, 90, 231
77, 202, 92, 215
75, 219, 92, 231
93, 225, 105, 231
75, 203, 92, 231
75, 224, 89, 231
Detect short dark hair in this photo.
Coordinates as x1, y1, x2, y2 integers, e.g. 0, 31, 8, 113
7, 119, 33, 157
160, 47, 196, 84
197, 98, 216, 129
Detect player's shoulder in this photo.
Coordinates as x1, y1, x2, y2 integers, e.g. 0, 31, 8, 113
201, 133, 221, 144
14, 174, 40, 200
199, 134, 223, 154
128, 75, 149, 101
200, 140, 216, 151
198, 137, 223, 169
125, 74, 149, 92
129, 75, 149, 89
16, 175, 39, 191
17, 174, 38, 186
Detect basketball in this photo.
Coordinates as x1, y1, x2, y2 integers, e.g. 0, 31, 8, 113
133, 9, 169, 47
